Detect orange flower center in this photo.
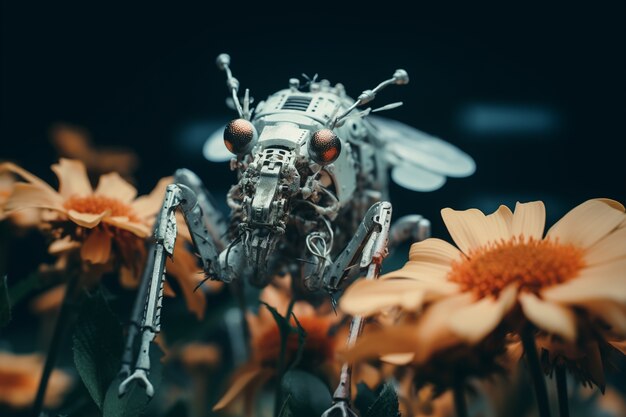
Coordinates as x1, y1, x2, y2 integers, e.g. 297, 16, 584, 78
63, 195, 139, 222
448, 237, 585, 298
254, 316, 334, 367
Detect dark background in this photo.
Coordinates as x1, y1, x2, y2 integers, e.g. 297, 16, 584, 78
1, 1, 625, 243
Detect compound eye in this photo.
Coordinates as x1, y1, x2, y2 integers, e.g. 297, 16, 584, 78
224, 119, 257, 154
308, 129, 341, 165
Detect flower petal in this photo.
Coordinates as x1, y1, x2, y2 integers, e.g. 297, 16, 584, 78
212, 365, 267, 411
81, 228, 112, 264
382, 261, 452, 283
3, 183, 64, 212
103, 216, 151, 237
541, 259, 626, 304
579, 300, 626, 336
446, 285, 517, 344
519, 293, 577, 341
380, 353, 415, 365
585, 226, 626, 266
132, 176, 173, 218
595, 198, 625, 212
0, 162, 58, 194
340, 279, 426, 316
441, 205, 512, 254
51, 159, 92, 198
407, 238, 462, 265
94, 172, 137, 203
512, 201, 546, 240
67, 209, 108, 228
166, 243, 206, 320
547, 199, 625, 249
48, 236, 80, 254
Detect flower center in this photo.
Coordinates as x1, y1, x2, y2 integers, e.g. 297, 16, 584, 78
63, 195, 139, 222
447, 237, 585, 298
254, 316, 334, 367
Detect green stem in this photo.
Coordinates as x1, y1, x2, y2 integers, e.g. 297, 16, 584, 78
555, 365, 570, 417
521, 326, 551, 417
31, 272, 81, 417
453, 380, 468, 417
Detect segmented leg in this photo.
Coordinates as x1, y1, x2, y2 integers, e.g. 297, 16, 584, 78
321, 202, 392, 417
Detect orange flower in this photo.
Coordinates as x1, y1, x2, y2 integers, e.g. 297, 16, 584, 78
340, 199, 626, 384
0, 159, 213, 318
0, 171, 41, 227
213, 278, 340, 413
0, 351, 72, 409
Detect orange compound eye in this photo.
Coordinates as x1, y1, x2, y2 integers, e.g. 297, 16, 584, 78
308, 129, 341, 165
223, 119, 257, 154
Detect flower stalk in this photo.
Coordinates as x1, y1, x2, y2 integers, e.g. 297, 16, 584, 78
555, 364, 569, 417
31, 270, 81, 417
521, 325, 551, 417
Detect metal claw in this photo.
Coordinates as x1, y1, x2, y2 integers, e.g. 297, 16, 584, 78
321, 400, 359, 417
118, 368, 154, 398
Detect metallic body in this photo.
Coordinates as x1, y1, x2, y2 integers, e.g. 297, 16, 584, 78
118, 54, 475, 415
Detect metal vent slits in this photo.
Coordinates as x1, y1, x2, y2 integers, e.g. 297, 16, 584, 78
281, 95, 312, 111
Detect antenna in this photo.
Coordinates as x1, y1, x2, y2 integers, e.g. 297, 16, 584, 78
331, 69, 409, 128
216, 53, 247, 120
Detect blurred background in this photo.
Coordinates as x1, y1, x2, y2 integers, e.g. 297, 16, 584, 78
2, 1, 625, 237
1, 1, 625, 416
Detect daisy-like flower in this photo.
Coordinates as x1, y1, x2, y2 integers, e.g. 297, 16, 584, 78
340, 199, 626, 386
213, 278, 341, 414
0, 159, 210, 318
0, 351, 72, 409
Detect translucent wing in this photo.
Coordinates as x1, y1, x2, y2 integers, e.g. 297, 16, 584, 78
369, 115, 476, 179
391, 162, 446, 192
202, 124, 232, 162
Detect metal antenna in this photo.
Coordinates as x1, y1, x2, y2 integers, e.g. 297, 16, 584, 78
331, 69, 409, 128
216, 53, 246, 119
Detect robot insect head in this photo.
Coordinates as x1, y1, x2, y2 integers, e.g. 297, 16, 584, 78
216, 53, 408, 287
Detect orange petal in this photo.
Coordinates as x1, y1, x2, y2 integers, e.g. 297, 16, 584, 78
120, 266, 140, 289
340, 279, 427, 316
166, 250, 206, 320
547, 199, 625, 249
3, 183, 64, 212
212, 365, 266, 411
81, 227, 112, 264
48, 236, 81, 254
132, 176, 173, 218
512, 201, 546, 240
446, 285, 517, 344
68, 209, 108, 228
0, 162, 58, 194
595, 198, 625, 212
541, 259, 626, 304
585, 226, 626, 266
407, 238, 462, 265
580, 300, 626, 336
103, 216, 151, 237
382, 261, 452, 283
380, 353, 415, 365
441, 206, 511, 254
94, 172, 137, 203
51, 159, 92, 198
519, 293, 577, 342
30, 284, 66, 313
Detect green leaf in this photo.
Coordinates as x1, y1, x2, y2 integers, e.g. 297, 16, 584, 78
102, 345, 163, 417
8, 271, 44, 306
288, 311, 307, 371
277, 394, 294, 417
0, 275, 11, 327
72, 291, 124, 409
354, 382, 378, 416
364, 382, 400, 417
280, 370, 332, 417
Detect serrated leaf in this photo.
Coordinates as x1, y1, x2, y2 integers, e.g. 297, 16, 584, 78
354, 382, 378, 416
280, 370, 332, 417
364, 382, 400, 417
102, 344, 164, 417
72, 291, 124, 409
0, 275, 11, 327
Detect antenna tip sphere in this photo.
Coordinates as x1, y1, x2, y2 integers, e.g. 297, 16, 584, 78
216, 53, 231, 70
309, 129, 341, 165
393, 69, 409, 85
224, 119, 257, 154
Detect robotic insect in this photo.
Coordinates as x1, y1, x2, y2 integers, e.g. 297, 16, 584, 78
118, 53, 475, 415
